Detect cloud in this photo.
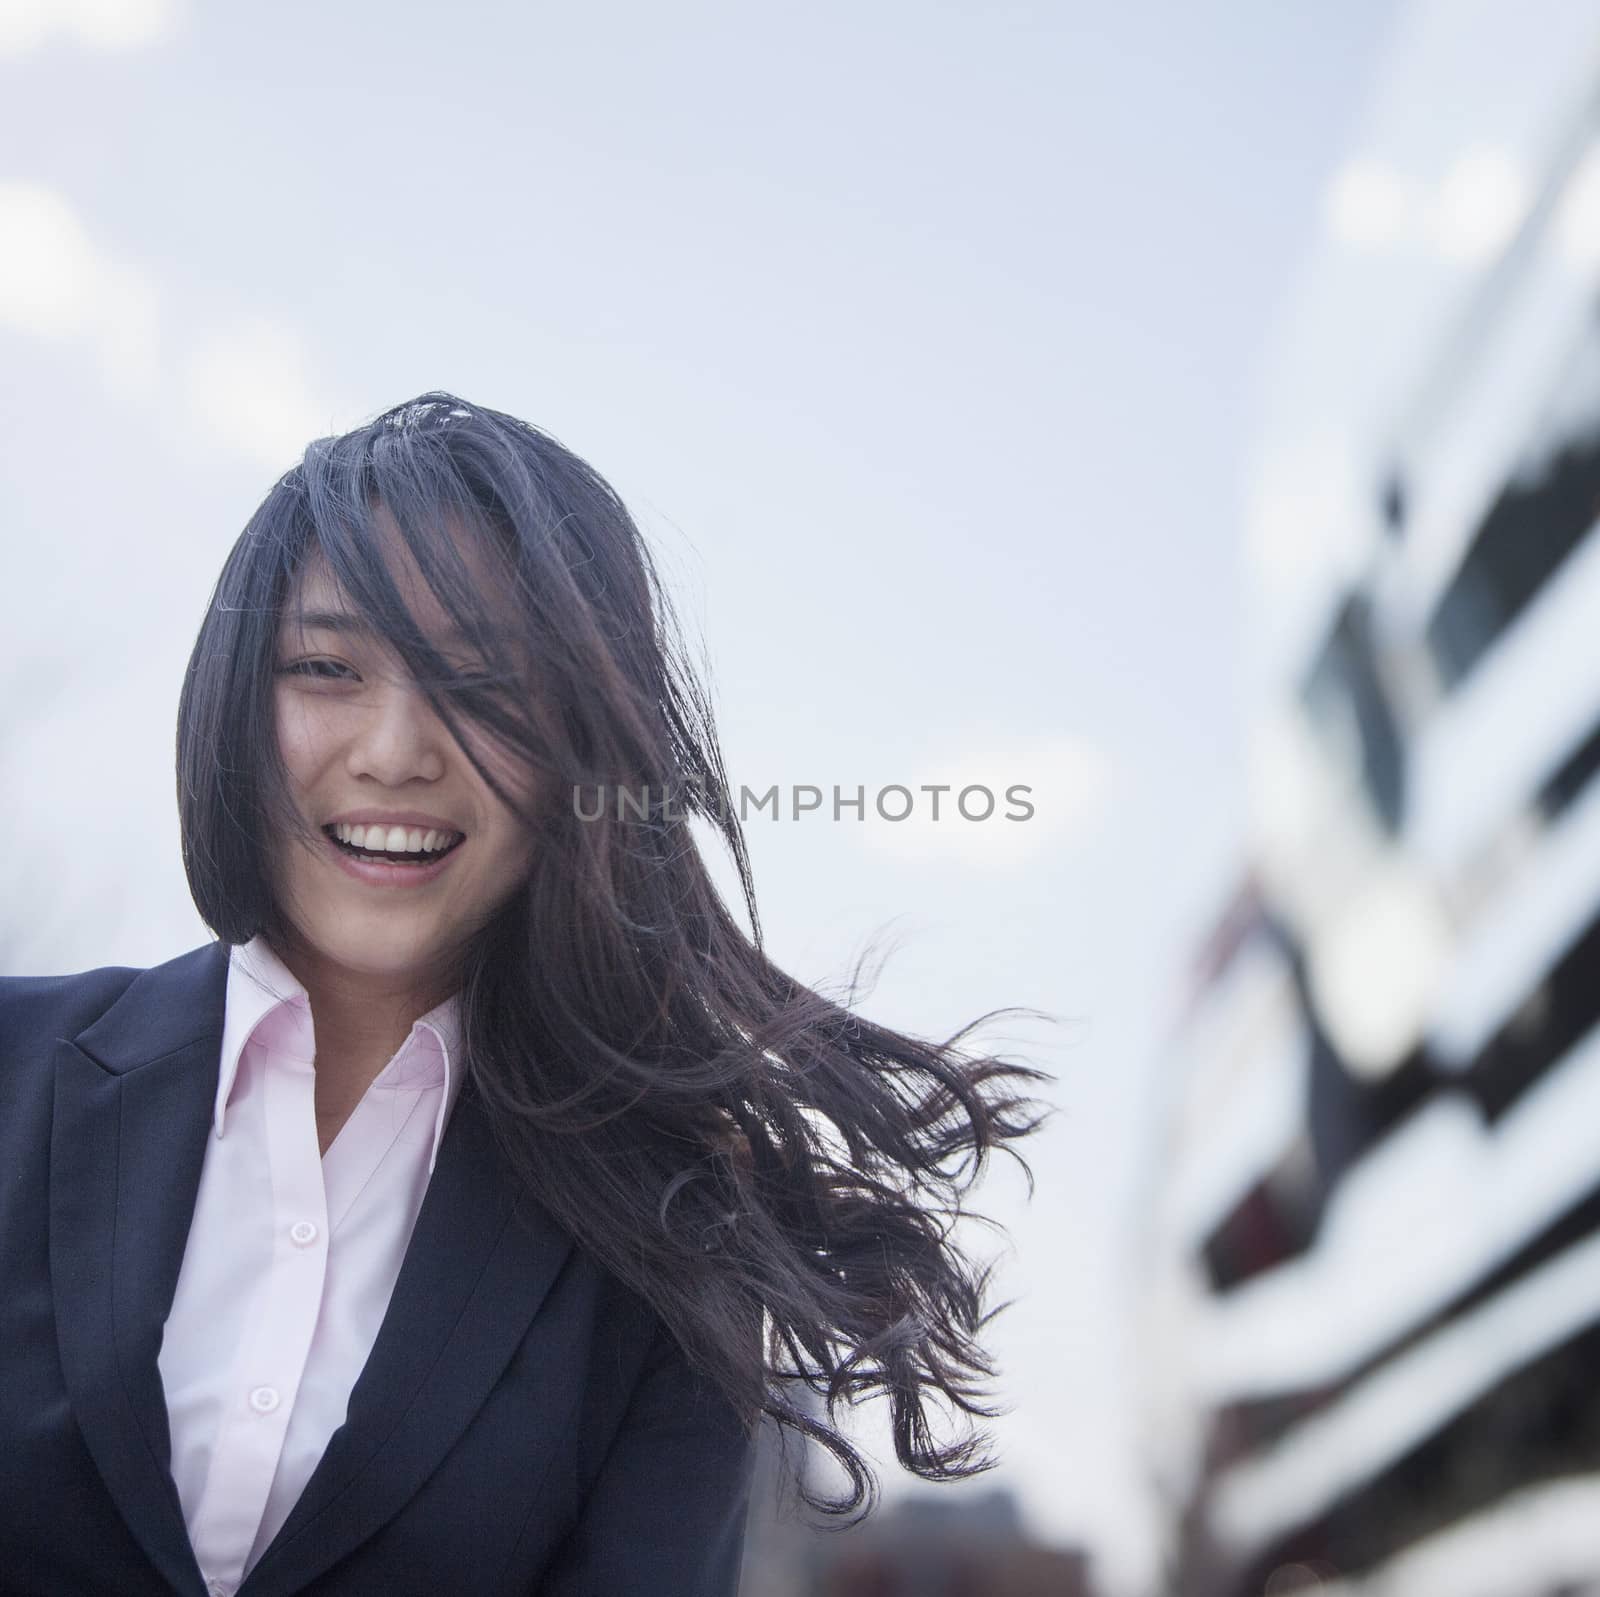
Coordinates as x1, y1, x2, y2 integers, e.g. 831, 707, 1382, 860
0, 183, 336, 466
853, 734, 1116, 868
0, 180, 160, 391
0, 0, 183, 58
181, 316, 338, 471
1319, 147, 1532, 268
1323, 159, 1414, 251
1424, 146, 1528, 266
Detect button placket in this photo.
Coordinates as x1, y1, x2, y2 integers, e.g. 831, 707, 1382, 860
190, 1046, 330, 1580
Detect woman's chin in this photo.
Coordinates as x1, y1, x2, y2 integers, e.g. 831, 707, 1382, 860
284, 916, 460, 989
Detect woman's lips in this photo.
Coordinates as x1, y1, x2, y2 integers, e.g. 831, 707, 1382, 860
321, 830, 464, 888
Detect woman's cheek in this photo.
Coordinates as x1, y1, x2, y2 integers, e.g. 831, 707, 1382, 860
275, 689, 339, 784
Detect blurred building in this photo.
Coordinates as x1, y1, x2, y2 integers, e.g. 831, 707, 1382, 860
739, 1418, 823, 1597
804, 1491, 1092, 1597
740, 1424, 1094, 1597
1138, 6, 1600, 1594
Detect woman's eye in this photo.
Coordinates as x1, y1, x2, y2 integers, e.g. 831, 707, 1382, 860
439, 663, 501, 690
279, 658, 358, 681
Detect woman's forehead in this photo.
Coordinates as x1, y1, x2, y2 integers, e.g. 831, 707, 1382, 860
284, 507, 518, 639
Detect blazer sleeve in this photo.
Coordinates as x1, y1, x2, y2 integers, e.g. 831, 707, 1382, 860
536, 1319, 759, 1596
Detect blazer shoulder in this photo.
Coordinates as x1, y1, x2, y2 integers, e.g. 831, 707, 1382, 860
0, 961, 148, 1055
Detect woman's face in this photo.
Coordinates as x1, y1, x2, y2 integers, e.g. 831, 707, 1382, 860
268, 513, 539, 1002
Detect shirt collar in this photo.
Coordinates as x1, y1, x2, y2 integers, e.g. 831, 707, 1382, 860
220, 935, 465, 1175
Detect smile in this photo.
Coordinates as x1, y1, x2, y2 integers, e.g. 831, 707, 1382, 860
326, 821, 465, 861
320, 824, 466, 886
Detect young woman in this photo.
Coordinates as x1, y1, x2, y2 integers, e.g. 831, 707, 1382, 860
0, 393, 1047, 1597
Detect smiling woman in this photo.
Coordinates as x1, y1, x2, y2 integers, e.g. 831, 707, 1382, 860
0, 392, 1048, 1597
259, 526, 545, 1151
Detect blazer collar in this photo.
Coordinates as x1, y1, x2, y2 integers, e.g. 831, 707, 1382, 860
49, 940, 574, 1597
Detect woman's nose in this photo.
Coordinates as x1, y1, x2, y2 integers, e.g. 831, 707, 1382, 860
344, 676, 449, 786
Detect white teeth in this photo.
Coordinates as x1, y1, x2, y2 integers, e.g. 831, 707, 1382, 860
332, 822, 461, 854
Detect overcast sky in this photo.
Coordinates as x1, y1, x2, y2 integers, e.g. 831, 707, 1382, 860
0, 3, 1401, 1589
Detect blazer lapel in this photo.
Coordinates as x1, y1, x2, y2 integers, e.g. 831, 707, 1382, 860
50, 939, 231, 1597
50, 938, 576, 1597
239, 1087, 574, 1597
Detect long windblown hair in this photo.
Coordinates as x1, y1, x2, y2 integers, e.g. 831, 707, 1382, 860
176, 391, 1050, 1516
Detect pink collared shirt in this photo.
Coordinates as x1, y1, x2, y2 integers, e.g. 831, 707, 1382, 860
157, 936, 464, 1597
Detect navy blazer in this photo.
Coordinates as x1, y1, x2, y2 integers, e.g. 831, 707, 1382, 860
0, 942, 757, 1596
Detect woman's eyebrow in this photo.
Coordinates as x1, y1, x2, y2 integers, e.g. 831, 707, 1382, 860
286, 608, 375, 636
287, 608, 500, 641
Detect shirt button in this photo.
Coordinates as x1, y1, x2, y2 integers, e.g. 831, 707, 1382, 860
248, 1385, 281, 1415
206, 1580, 232, 1597
289, 1219, 319, 1247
